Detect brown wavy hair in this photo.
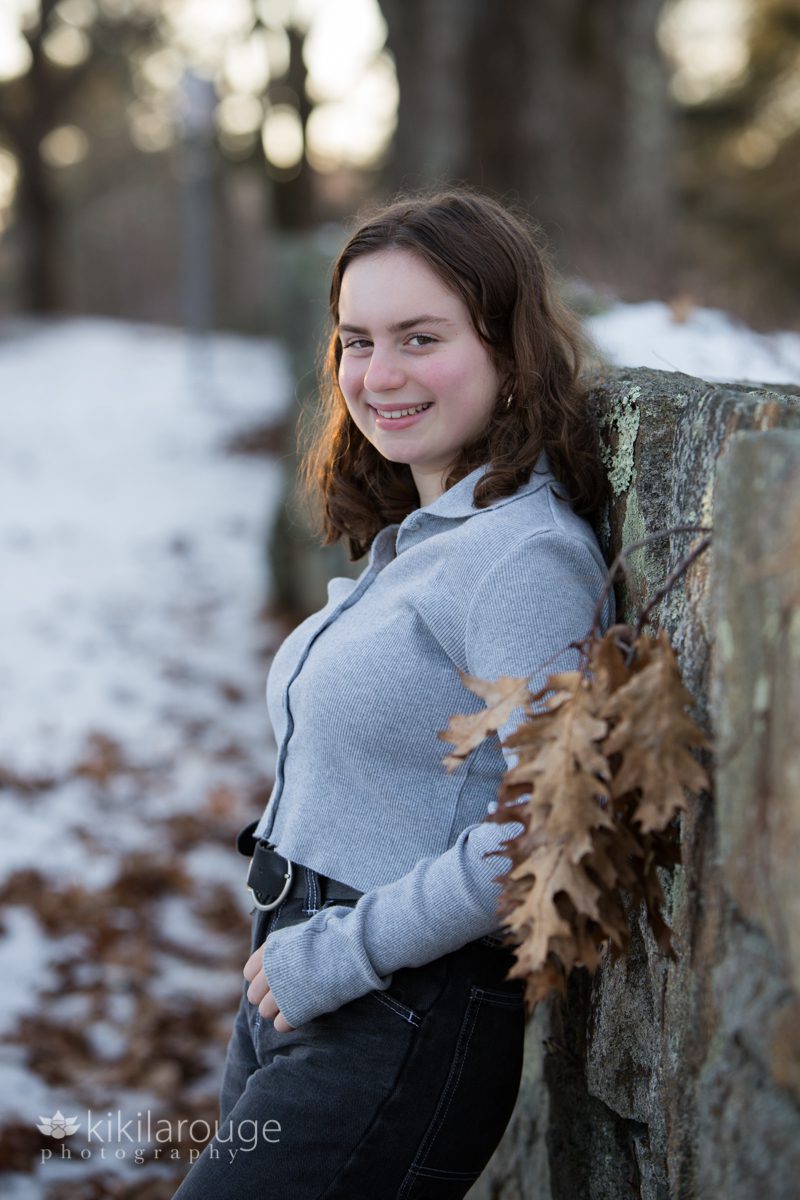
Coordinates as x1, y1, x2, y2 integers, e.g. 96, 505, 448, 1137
298, 187, 606, 561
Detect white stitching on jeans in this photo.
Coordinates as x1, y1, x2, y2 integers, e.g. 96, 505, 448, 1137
303, 866, 320, 914
423, 991, 481, 1155
470, 986, 524, 1006
369, 990, 422, 1028
398, 988, 483, 1196
405, 1165, 480, 1180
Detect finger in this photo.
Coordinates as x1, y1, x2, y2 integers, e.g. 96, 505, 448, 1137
258, 991, 278, 1021
273, 1012, 295, 1034
246, 974, 270, 1006
243, 944, 266, 981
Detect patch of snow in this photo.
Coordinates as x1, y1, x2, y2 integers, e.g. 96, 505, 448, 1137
155, 894, 235, 957
149, 953, 243, 1004
0, 317, 289, 780
0, 317, 291, 1170
183, 843, 254, 918
0, 908, 84, 1036
0, 1172, 46, 1200
586, 300, 800, 385
85, 1020, 130, 1062
0, 1051, 72, 1122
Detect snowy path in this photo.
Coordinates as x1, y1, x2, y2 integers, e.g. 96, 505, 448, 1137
0, 318, 291, 1197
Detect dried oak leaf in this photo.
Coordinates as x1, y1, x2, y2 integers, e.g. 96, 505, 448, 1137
489, 678, 618, 978
439, 624, 704, 1012
519, 957, 567, 1007
497, 671, 587, 790
600, 630, 711, 833
500, 678, 613, 854
503, 843, 601, 970
588, 626, 635, 697
438, 671, 531, 771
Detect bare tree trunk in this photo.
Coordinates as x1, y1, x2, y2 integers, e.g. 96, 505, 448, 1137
269, 24, 315, 230
14, 139, 59, 312
2, 0, 62, 311
615, 0, 677, 294
380, 0, 478, 191
462, 0, 581, 254
378, 0, 676, 298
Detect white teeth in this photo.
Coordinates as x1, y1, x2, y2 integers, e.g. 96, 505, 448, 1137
374, 403, 432, 419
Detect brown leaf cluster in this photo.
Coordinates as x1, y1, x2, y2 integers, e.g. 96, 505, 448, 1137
439, 625, 711, 1013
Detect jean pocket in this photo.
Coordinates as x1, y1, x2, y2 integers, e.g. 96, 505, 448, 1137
398, 983, 525, 1197
368, 987, 422, 1027
366, 957, 449, 1030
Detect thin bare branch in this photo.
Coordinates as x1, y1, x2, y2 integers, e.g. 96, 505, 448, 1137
635, 534, 713, 635
590, 525, 713, 638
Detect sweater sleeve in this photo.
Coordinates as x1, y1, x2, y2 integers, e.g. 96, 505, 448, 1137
262, 530, 613, 1029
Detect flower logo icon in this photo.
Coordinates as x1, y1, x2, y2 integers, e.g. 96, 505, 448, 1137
37, 1110, 80, 1138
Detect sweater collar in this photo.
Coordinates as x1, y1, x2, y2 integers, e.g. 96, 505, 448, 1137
391, 449, 562, 555
415, 448, 557, 520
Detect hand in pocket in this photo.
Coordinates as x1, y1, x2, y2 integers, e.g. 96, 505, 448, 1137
243, 941, 296, 1033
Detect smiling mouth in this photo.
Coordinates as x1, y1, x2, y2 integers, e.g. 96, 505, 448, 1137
370, 402, 433, 419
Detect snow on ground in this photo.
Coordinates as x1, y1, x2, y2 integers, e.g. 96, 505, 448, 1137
586, 299, 800, 385
0, 316, 292, 1197
0, 302, 797, 1198
0, 317, 289, 780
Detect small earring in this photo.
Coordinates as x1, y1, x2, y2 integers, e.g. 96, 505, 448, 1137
504, 392, 514, 410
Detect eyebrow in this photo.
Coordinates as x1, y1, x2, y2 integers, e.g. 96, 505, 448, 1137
338, 314, 454, 335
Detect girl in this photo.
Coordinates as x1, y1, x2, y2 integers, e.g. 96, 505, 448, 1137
174, 189, 614, 1199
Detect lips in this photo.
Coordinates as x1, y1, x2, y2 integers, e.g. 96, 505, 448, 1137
368, 401, 434, 430
368, 402, 432, 417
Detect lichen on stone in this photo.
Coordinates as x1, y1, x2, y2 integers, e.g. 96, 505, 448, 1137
598, 385, 642, 497
620, 475, 647, 560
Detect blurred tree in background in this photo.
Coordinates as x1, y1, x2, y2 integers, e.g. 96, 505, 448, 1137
0, 0, 162, 314
0, 0, 797, 334
381, 0, 675, 297
663, 0, 800, 322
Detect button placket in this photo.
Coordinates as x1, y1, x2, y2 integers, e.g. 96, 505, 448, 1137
263, 560, 384, 838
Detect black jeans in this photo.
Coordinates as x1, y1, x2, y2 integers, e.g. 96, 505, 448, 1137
172, 867, 525, 1199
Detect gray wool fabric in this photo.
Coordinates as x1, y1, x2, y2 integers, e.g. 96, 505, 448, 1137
256, 451, 615, 1029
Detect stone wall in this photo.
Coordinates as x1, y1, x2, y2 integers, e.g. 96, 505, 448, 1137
469, 367, 800, 1200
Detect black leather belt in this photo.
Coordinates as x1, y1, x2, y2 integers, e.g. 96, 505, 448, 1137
236, 821, 363, 911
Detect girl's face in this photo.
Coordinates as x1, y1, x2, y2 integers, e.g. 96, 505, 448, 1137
337, 249, 504, 507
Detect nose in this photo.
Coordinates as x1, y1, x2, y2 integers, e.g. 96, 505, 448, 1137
363, 346, 405, 393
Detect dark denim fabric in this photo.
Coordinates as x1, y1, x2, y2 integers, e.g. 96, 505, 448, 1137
172, 867, 525, 1199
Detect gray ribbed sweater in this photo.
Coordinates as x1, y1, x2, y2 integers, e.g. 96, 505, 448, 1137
257, 451, 615, 1028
